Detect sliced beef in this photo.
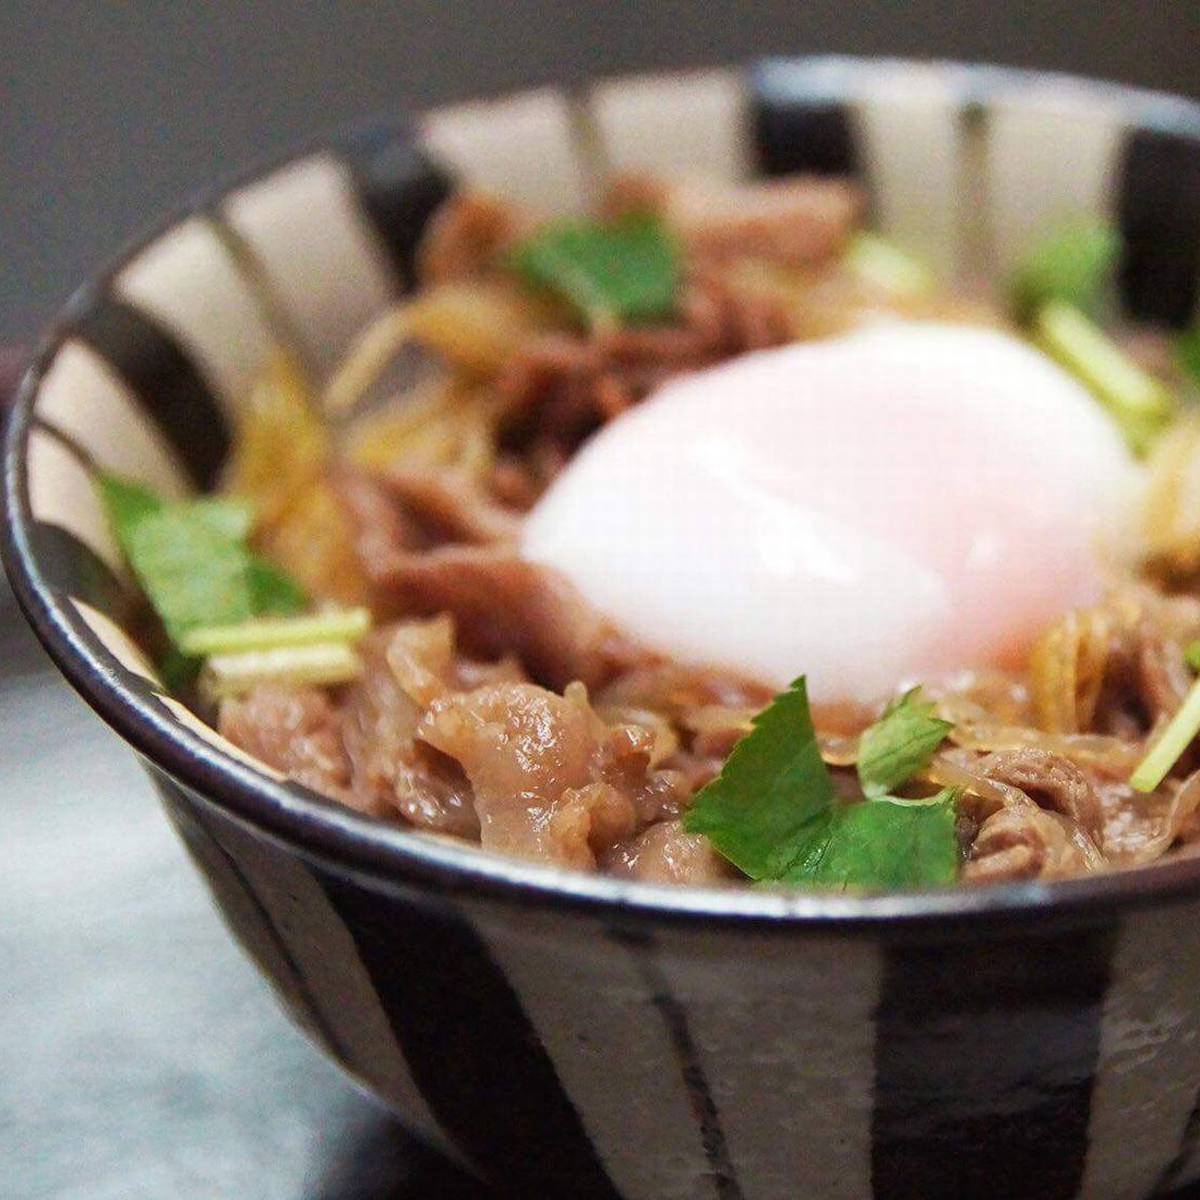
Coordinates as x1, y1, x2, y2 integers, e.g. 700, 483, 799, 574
596, 662, 775, 719
417, 190, 519, 285
1136, 621, 1192, 720
333, 467, 430, 574
492, 273, 790, 463
976, 748, 1104, 842
376, 548, 651, 690
218, 685, 352, 803
964, 805, 1101, 883
665, 175, 863, 266
602, 172, 862, 267
417, 681, 638, 868
380, 466, 520, 547
339, 622, 481, 836
603, 820, 734, 885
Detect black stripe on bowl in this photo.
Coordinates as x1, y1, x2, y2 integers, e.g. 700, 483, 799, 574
618, 931, 745, 1200
339, 125, 455, 293
154, 779, 339, 1055
29, 528, 135, 627
750, 58, 860, 179
870, 924, 1116, 1200
317, 876, 621, 1198
1160, 1092, 1200, 1193
1118, 116, 1200, 328
66, 291, 230, 488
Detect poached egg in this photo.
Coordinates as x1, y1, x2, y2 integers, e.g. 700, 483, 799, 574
521, 322, 1138, 703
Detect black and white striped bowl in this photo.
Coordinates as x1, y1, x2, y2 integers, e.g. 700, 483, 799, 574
6, 57, 1200, 1200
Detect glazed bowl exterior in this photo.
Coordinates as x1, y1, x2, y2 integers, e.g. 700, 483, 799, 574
7, 56, 1200, 1200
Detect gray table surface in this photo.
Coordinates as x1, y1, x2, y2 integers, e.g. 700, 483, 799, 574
0, 575, 495, 1199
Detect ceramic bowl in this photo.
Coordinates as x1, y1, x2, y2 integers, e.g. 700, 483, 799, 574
7, 56, 1200, 1200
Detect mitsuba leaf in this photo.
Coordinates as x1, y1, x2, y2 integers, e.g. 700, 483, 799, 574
778, 791, 960, 891
683, 678, 834, 880
245, 557, 309, 616
856, 687, 953, 798
1177, 325, 1200, 393
1011, 218, 1120, 322
684, 679, 961, 890
507, 212, 680, 327
98, 472, 306, 649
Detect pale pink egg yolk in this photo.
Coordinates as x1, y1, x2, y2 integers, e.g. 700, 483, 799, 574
521, 323, 1138, 703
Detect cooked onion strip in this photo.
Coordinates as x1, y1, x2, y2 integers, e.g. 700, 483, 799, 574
1045, 811, 1108, 872
818, 731, 859, 767
1112, 770, 1200, 865
936, 692, 1142, 774
1142, 413, 1200, 572
325, 281, 553, 416
1028, 607, 1112, 733
325, 307, 413, 416
926, 756, 1029, 813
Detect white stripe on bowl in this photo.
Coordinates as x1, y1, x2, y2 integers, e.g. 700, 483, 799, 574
420, 87, 587, 215
114, 216, 278, 416
1084, 899, 1200, 1196
69, 598, 160, 684
851, 62, 966, 278
656, 929, 881, 1200
221, 154, 396, 379
984, 80, 1128, 278
27, 426, 124, 575
590, 69, 751, 184
154, 696, 289, 780
35, 341, 189, 499
183, 806, 461, 1163
474, 912, 711, 1200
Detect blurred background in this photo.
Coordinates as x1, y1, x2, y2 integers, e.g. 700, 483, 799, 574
4, 0, 1200, 343
4, 3, 1200, 1197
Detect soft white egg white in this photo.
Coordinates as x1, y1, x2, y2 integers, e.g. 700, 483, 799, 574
521, 323, 1139, 703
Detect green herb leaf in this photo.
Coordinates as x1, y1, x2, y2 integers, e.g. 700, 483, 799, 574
1186, 639, 1200, 673
856, 687, 953, 798
245, 558, 309, 617
682, 678, 835, 880
186, 496, 256, 542
97, 474, 164, 530
1035, 300, 1176, 454
1177, 326, 1200, 394
507, 212, 680, 328
777, 790, 961, 891
683, 678, 960, 890
120, 506, 258, 640
1011, 218, 1121, 323
98, 472, 306, 647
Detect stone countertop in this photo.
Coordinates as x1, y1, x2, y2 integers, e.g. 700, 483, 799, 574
0, 576, 490, 1198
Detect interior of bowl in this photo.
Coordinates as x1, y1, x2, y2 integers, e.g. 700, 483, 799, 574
7, 55, 1200, 924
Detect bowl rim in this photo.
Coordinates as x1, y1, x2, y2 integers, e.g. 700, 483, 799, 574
8, 55, 1200, 934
